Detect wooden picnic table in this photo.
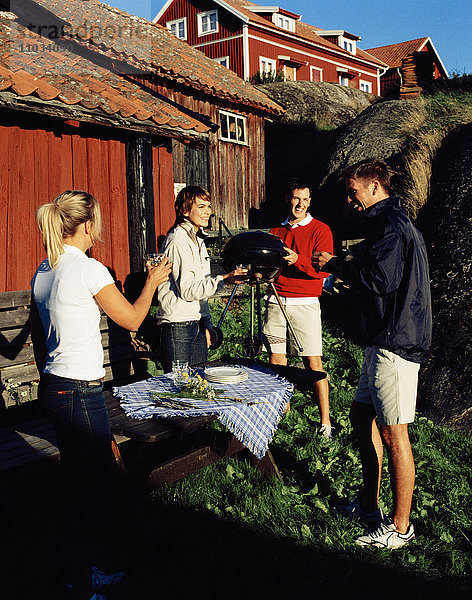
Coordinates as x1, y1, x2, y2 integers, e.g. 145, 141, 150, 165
0, 289, 327, 487
105, 358, 327, 487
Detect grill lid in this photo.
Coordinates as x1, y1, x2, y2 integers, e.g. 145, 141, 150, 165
222, 231, 288, 282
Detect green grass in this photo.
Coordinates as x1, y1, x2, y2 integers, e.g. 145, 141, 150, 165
148, 295, 472, 595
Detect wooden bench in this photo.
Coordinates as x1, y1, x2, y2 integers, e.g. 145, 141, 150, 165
1, 289, 305, 487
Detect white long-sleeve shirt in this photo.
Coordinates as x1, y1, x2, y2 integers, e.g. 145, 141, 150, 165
156, 220, 225, 327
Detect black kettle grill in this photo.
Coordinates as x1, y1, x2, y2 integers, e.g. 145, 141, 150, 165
213, 231, 304, 357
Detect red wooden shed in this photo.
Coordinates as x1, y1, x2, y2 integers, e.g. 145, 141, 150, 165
367, 37, 449, 98
0, 9, 211, 293
28, 0, 284, 231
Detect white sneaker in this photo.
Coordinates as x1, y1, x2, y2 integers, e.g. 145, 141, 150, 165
355, 516, 415, 549
333, 497, 383, 530
319, 424, 333, 439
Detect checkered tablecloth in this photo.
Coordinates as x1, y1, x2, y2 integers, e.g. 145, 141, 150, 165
113, 364, 293, 459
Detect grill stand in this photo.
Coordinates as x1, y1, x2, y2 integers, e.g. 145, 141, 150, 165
216, 280, 304, 358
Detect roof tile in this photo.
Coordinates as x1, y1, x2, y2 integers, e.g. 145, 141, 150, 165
11, 69, 39, 96
367, 38, 429, 69
32, 0, 283, 114
0, 15, 212, 137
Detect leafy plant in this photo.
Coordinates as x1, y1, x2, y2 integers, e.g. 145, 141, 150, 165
249, 69, 285, 84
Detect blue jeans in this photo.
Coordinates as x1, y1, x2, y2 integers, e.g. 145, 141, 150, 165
40, 373, 118, 562
159, 320, 208, 373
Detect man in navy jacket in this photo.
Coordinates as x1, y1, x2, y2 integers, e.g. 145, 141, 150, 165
313, 158, 432, 549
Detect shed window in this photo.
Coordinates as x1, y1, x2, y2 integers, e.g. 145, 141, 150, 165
214, 56, 229, 68
359, 80, 372, 93
219, 111, 247, 144
339, 74, 349, 87
197, 10, 218, 36
166, 17, 187, 40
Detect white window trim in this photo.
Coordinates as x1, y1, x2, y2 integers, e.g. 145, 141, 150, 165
339, 74, 349, 87
214, 56, 230, 68
340, 36, 356, 55
259, 56, 277, 73
359, 80, 372, 93
219, 110, 248, 145
310, 66, 323, 82
166, 17, 187, 40
197, 9, 219, 37
283, 64, 297, 81
272, 13, 295, 32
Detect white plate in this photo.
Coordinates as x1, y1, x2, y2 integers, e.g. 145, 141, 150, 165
204, 367, 246, 378
206, 373, 248, 381
206, 377, 247, 385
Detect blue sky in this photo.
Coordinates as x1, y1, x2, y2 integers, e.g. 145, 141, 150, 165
111, 0, 472, 75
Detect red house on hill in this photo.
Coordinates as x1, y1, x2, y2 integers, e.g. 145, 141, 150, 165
154, 0, 387, 95
367, 37, 449, 97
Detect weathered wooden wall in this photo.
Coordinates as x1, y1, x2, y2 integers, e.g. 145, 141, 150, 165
134, 78, 267, 230
0, 113, 175, 293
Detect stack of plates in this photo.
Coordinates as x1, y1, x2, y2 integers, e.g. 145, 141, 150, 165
204, 366, 248, 384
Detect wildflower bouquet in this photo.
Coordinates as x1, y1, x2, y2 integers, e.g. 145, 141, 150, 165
150, 369, 250, 409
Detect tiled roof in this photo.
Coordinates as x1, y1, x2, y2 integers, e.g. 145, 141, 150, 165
366, 38, 429, 69
30, 0, 283, 114
222, 0, 387, 68
0, 14, 211, 136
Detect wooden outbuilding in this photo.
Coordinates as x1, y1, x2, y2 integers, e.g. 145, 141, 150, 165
0, 8, 211, 293
367, 37, 449, 98
28, 0, 284, 230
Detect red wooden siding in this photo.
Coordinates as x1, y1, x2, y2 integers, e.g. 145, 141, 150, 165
0, 122, 130, 292
153, 144, 176, 237
199, 36, 245, 78
160, 0, 243, 46
248, 26, 379, 92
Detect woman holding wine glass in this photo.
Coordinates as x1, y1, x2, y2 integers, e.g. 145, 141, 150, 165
31, 190, 171, 597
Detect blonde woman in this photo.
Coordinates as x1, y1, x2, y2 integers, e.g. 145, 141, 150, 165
31, 190, 170, 592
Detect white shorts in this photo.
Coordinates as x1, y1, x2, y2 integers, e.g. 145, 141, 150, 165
262, 302, 323, 357
354, 346, 420, 425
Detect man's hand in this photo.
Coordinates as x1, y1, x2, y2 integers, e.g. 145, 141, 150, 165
283, 246, 298, 266
312, 251, 334, 273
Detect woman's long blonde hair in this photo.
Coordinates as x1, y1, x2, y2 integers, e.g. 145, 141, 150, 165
36, 191, 102, 268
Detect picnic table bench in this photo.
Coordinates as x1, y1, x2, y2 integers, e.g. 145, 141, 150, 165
0, 289, 326, 487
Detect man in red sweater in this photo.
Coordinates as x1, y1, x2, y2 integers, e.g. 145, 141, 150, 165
263, 179, 334, 437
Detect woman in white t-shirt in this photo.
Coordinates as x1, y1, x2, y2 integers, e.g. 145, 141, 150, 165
31, 190, 171, 587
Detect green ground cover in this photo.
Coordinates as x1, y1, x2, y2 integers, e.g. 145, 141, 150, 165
148, 295, 472, 597
3, 294, 470, 598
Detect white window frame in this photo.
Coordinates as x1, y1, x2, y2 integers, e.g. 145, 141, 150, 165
259, 56, 277, 74
341, 36, 356, 55
273, 14, 295, 32
219, 110, 247, 145
310, 66, 323, 82
283, 64, 297, 81
214, 56, 230, 68
339, 74, 349, 87
359, 80, 372, 93
197, 9, 219, 36
166, 17, 187, 40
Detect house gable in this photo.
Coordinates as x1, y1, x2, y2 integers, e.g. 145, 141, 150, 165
367, 36, 449, 97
